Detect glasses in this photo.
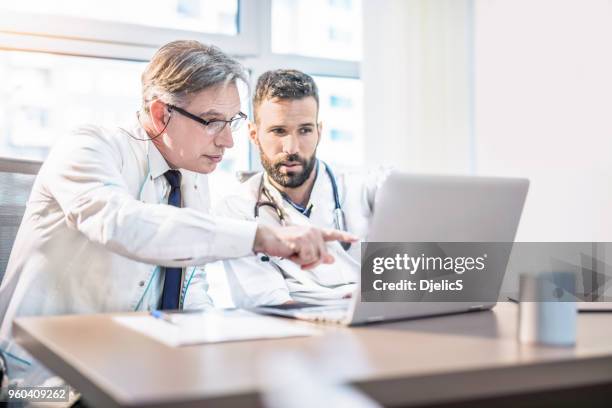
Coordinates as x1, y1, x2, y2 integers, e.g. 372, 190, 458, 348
167, 104, 247, 135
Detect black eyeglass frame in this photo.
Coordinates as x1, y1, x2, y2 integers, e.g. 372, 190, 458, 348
167, 104, 247, 134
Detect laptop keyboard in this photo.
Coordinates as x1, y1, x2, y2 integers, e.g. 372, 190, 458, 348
294, 306, 349, 324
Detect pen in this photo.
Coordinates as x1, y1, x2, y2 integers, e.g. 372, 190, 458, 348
150, 310, 178, 325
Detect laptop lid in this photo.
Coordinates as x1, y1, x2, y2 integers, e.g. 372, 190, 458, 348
348, 172, 529, 325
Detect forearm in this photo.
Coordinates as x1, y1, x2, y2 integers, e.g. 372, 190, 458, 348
66, 188, 257, 266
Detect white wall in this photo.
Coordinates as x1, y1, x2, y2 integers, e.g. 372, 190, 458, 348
363, 0, 612, 241
363, 0, 474, 174
474, 0, 612, 241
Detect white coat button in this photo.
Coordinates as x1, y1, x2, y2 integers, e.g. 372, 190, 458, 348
139, 281, 145, 287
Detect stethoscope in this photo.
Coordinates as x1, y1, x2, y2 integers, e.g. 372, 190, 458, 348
254, 161, 350, 250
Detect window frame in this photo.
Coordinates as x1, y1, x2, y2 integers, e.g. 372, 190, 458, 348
0, 0, 361, 170
0, 0, 259, 59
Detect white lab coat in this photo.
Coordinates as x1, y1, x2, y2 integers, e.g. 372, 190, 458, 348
214, 162, 387, 307
0, 122, 257, 385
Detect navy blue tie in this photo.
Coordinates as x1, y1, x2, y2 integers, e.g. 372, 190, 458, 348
160, 170, 182, 310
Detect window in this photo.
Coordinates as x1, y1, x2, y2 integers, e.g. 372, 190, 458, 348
271, 0, 362, 61
0, 1, 363, 183
312, 75, 363, 168
0, 51, 143, 160
1, 0, 239, 35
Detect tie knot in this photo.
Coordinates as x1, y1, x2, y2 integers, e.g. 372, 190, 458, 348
164, 170, 182, 189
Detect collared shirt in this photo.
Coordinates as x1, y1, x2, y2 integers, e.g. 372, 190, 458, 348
0, 121, 258, 385
281, 191, 313, 217
214, 162, 390, 307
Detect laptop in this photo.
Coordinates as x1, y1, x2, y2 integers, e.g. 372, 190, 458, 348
255, 172, 530, 325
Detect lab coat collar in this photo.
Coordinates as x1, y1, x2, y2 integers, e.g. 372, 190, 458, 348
131, 122, 172, 180
146, 141, 172, 180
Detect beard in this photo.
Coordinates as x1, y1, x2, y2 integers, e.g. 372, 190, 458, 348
260, 150, 317, 188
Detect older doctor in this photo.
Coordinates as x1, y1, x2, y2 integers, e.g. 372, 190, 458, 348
216, 70, 387, 307
0, 43, 355, 387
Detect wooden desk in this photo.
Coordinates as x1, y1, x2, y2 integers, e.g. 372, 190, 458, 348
13, 303, 612, 407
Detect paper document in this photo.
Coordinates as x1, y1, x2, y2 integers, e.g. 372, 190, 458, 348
113, 309, 319, 347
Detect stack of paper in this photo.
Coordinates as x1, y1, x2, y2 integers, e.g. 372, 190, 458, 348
113, 309, 319, 347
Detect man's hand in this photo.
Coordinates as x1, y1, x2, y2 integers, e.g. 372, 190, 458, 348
253, 224, 358, 270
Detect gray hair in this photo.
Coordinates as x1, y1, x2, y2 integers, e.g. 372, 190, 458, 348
141, 40, 247, 112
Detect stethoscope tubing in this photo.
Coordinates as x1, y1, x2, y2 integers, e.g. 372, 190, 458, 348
254, 161, 351, 250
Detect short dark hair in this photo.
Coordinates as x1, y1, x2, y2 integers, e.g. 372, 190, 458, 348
252, 69, 319, 123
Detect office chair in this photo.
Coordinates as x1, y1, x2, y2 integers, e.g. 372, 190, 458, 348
0, 157, 41, 284
0, 349, 6, 389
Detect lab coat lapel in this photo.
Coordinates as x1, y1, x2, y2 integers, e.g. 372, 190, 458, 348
138, 141, 170, 204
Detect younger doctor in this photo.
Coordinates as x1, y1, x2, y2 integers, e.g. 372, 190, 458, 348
216, 70, 387, 307
0, 43, 355, 390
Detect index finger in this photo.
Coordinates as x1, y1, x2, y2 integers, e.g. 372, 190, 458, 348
320, 228, 359, 243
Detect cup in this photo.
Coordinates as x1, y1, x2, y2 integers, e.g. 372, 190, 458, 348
518, 272, 577, 346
